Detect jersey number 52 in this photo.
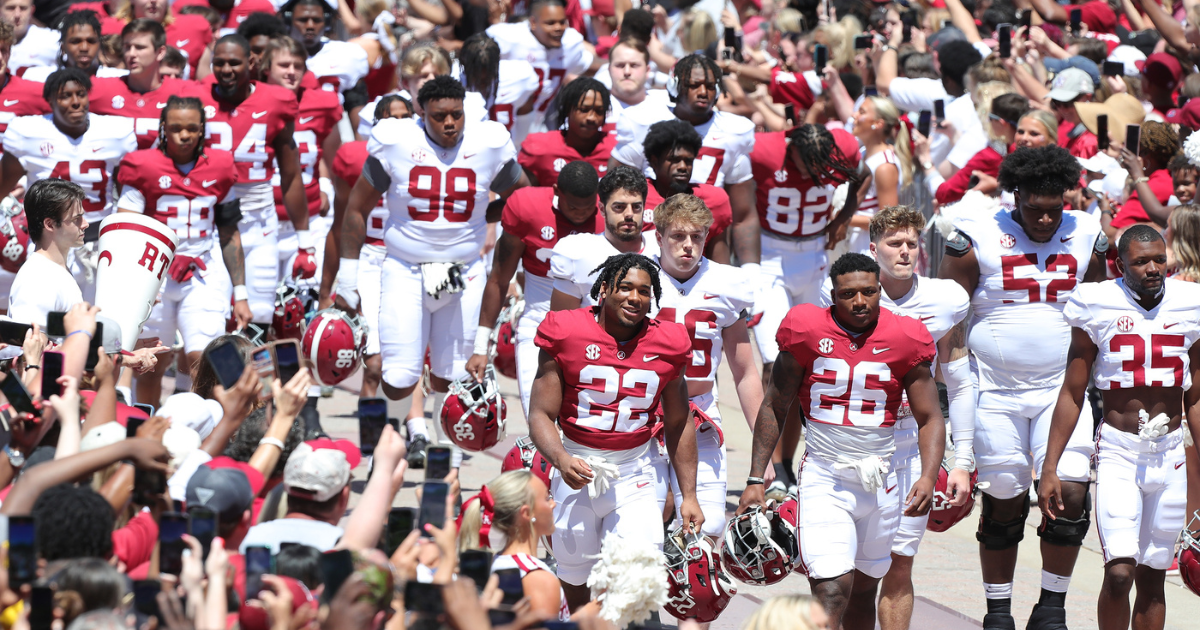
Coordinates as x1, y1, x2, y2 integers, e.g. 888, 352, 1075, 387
1001, 253, 1078, 303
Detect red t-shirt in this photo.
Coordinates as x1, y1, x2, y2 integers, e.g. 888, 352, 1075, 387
768, 67, 819, 112
1059, 121, 1099, 159
935, 146, 1003, 205
1112, 168, 1173, 229
113, 511, 159, 572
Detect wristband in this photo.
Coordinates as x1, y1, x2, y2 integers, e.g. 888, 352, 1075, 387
23, 365, 37, 371
233, 285, 249, 302
297, 229, 316, 250
66, 330, 92, 340
473, 325, 493, 356
745, 477, 764, 486
319, 177, 334, 199
336, 258, 359, 293
259, 437, 285, 450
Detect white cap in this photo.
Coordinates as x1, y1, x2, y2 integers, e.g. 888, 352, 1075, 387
162, 425, 201, 470
283, 439, 361, 502
80, 422, 125, 452
158, 392, 223, 440
1107, 45, 1146, 77
1046, 68, 1095, 102
1078, 152, 1120, 176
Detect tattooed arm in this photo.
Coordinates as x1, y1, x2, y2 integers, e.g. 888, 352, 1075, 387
219, 223, 252, 329
736, 349, 804, 514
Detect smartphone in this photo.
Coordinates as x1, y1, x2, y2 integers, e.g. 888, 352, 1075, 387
206, 341, 245, 390
126, 416, 145, 439
784, 104, 795, 126
1018, 9, 1031, 31
1097, 114, 1109, 151
272, 340, 301, 385
133, 403, 154, 417
158, 512, 188, 576
0, 321, 30, 346
404, 581, 444, 614
1126, 124, 1141, 154
723, 25, 736, 49
187, 506, 217, 560
319, 549, 354, 603
460, 550, 493, 592
40, 351, 63, 399
933, 99, 945, 123
244, 545, 273, 601
864, 86, 879, 98
814, 44, 827, 71
917, 111, 932, 138
1, 370, 36, 416
358, 397, 388, 456
250, 345, 275, 400
132, 580, 162, 620
425, 446, 452, 481
83, 321, 103, 371
386, 507, 417, 556
854, 34, 871, 50
29, 587, 52, 630
419, 481, 448, 537
133, 467, 166, 505
1070, 8, 1082, 33
998, 23, 1012, 58
1102, 60, 1124, 77
7, 516, 35, 586
488, 568, 523, 625
45, 312, 65, 337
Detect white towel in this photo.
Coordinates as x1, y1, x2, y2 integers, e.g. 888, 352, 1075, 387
583, 456, 621, 500
1138, 409, 1171, 441
420, 262, 466, 298
834, 455, 890, 493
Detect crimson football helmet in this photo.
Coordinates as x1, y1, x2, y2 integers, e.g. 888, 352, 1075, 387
720, 506, 794, 586
928, 461, 979, 533
302, 309, 367, 386
664, 528, 737, 622
1178, 512, 1200, 597
273, 283, 307, 341
490, 298, 522, 379
0, 198, 29, 273
774, 497, 806, 574
501, 435, 554, 487
441, 366, 506, 452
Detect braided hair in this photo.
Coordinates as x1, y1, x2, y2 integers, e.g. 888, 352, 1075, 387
787, 124, 857, 185
588, 253, 662, 307
460, 33, 500, 107
552, 77, 610, 131
671, 54, 720, 102
158, 96, 207, 163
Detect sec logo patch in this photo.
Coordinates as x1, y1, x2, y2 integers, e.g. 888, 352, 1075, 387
818, 338, 833, 354
585, 344, 600, 360
1117, 316, 1134, 332
999, 234, 1016, 249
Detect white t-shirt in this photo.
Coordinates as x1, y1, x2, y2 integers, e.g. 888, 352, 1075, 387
10, 26, 60, 75
239, 517, 343, 553
8, 252, 82, 325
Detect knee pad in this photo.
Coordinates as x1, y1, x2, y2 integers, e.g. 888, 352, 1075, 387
1038, 490, 1091, 547
976, 492, 1030, 551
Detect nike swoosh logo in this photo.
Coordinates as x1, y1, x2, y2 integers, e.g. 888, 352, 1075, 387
1061, 236, 1074, 242
467, 275, 479, 281
252, 111, 267, 119
702, 293, 719, 299
637, 481, 650, 488
643, 355, 658, 362
464, 153, 477, 159
3, 100, 18, 106
1177, 461, 1186, 469
1164, 322, 1179, 329
299, 116, 314, 124
176, 39, 189, 47
92, 147, 101, 152
920, 315, 935, 321
202, 180, 217, 187
156, 102, 167, 108
872, 347, 889, 354
885, 485, 897, 494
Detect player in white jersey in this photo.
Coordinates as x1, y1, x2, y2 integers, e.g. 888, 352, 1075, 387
0, 68, 137, 303
548, 166, 658, 311
284, 0, 368, 96
939, 146, 1107, 630
458, 34, 540, 135
2, 0, 58, 74
610, 54, 761, 284
335, 75, 527, 451
486, 0, 595, 145
817, 206, 974, 630
1041, 226, 1200, 630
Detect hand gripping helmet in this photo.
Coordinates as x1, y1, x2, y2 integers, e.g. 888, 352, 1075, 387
720, 506, 794, 586
273, 283, 307, 341
301, 309, 367, 386
1178, 512, 1200, 597
927, 461, 979, 533
664, 528, 737, 622
441, 365, 507, 452
774, 496, 806, 574
0, 199, 29, 273
491, 298, 522, 379
501, 435, 554, 488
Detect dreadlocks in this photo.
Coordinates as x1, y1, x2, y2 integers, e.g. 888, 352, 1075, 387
787, 124, 856, 185
460, 33, 500, 107
552, 77, 610, 131
671, 54, 721, 102
158, 96, 207, 163
589, 253, 662, 307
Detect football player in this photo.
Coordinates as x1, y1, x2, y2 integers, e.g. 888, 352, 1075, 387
3, 0, 58, 75
518, 78, 614, 187
610, 54, 760, 272
465, 160, 602, 414
816, 206, 974, 630
199, 34, 311, 327
1040, 226, 1200, 630
281, 0, 369, 123
547, 165, 657, 311
458, 33, 538, 135
88, 19, 204, 149
335, 75, 527, 458
0, 68, 137, 302
20, 10, 126, 82
117, 96, 247, 405
939, 145, 1107, 630
528, 252, 702, 610
640, 119, 732, 262
0, 20, 47, 134
236, 12, 288, 70
738, 252, 946, 630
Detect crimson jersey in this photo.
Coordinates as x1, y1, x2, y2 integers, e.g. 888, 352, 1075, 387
115, 148, 238, 256
501, 187, 602, 278
331, 140, 388, 247
768, 68, 822, 112
642, 180, 732, 245
534, 307, 691, 450
749, 130, 859, 238
517, 130, 615, 186
0, 75, 51, 137
273, 87, 341, 220
89, 77, 203, 149
199, 81, 298, 184
174, 0, 276, 31
166, 15, 214, 75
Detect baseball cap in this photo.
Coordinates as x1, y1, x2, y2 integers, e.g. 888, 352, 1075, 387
928, 26, 968, 54
95, 316, 123, 355
1046, 68, 1095, 103
283, 438, 361, 502
186, 461, 256, 523
1042, 57, 1100, 87
80, 422, 126, 452
158, 392, 223, 440
206, 455, 265, 495
1166, 99, 1200, 128
1078, 152, 1120, 176
162, 425, 200, 469
1107, 45, 1146, 77
1144, 52, 1183, 85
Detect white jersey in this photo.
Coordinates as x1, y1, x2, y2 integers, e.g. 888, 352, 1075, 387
486, 59, 541, 133
859, 148, 905, 215
356, 88, 489, 138
953, 208, 1102, 391
1064, 278, 1200, 391
491, 554, 570, 621
3, 113, 137, 225
651, 257, 753, 389
612, 102, 754, 186
548, 232, 660, 306
486, 22, 593, 116
307, 39, 369, 95
10, 26, 60, 74
20, 66, 129, 83
367, 116, 517, 264
7, 253, 82, 325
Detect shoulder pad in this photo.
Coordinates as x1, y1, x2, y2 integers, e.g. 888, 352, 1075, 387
1094, 232, 1109, 254
944, 230, 973, 258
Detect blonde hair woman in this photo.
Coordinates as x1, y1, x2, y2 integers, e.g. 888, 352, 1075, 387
742, 594, 830, 630
972, 80, 1015, 145
680, 8, 719, 54
814, 17, 858, 71
848, 96, 913, 253
1016, 110, 1059, 149
1168, 204, 1200, 282
350, 0, 400, 98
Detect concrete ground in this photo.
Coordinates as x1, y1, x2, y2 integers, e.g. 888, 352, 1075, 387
296, 356, 1200, 630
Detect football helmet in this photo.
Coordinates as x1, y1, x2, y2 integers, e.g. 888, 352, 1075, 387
664, 528, 737, 622
0, 199, 29, 274
273, 283, 307, 341
441, 366, 506, 452
720, 506, 794, 586
1178, 512, 1200, 597
774, 497, 806, 574
302, 309, 367, 386
927, 461, 979, 533
490, 298, 522, 379
501, 435, 554, 488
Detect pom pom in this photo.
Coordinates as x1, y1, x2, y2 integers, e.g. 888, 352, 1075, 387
587, 535, 669, 628
935, 190, 1001, 237
1186, 129, 1200, 169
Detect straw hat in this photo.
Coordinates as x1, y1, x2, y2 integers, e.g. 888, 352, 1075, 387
1075, 93, 1145, 146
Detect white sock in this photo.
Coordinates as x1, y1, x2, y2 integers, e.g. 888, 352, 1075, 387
984, 582, 1013, 599
405, 416, 429, 440
431, 392, 446, 441
1041, 570, 1071, 593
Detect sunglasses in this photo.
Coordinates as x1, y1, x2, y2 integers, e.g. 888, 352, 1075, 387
988, 113, 1017, 125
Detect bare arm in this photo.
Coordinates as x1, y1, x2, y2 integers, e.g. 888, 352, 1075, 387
722, 320, 763, 431
943, 0, 983, 42
1037, 327, 1095, 519
527, 350, 572, 471
549, 289, 582, 312
274, 122, 309, 232
903, 363, 947, 515
319, 174, 353, 305
1028, 0, 1069, 23
340, 178, 385, 262
1, 439, 168, 515
726, 180, 760, 265
873, 162, 900, 208
737, 350, 803, 514
1183, 342, 1200, 521
340, 425, 407, 550
0, 152, 26, 199
1084, 246, 1108, 283
937, 238, 982, 297
1134, 0, 1191, 52
660, 370, 697, 500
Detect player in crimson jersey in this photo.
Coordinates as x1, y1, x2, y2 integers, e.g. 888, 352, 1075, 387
738, 252, 945, 630
465, 161, 602, 413
87, 20, 203, 149
114, 0, 215, 78
519, 78, 615, 186
173, 0, 276, 35
117, 96, 250, 405
939, 146, 1107, 630
1040, 227, 1200, 630
529, 252, 702, 610
640, 119, 732, 262
0, 21, 50, 135
199, 34, 312, 327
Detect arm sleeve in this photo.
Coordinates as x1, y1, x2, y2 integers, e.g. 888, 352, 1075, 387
117, 187, 146, 213
943, 355, 975, 469
214, 198, 242, 227
885, 78, 940, 113
490, 158, 523, 193
361, 156, 391, 192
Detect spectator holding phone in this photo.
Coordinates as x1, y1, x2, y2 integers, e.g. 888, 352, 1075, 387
1113, 121, 1180, 230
